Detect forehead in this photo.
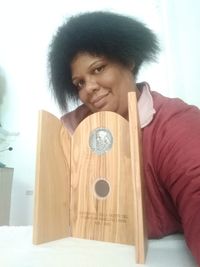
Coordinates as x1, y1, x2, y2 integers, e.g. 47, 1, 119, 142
72, 52, 105, 61
72, 52, 105, 66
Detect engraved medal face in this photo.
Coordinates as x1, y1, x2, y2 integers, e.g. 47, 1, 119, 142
89, 128, 113, 155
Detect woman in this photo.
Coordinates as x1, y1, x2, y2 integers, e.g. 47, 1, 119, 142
48, 11, 200, 265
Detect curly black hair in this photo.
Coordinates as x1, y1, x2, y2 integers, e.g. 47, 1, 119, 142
48, 11, 160, 111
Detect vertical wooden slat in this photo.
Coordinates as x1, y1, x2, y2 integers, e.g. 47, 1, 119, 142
33, 110, 71, 244
128, 92, 148, 263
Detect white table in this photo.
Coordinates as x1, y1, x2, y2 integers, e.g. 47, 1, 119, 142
0, 226, 197, 267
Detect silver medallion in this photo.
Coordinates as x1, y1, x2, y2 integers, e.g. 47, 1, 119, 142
89, 127, 113, 155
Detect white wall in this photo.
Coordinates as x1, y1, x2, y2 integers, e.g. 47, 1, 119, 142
0, 0, 199, 225
160, 0, 200, 106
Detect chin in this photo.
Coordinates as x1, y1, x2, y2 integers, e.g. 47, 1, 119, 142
100, 105, 116, 112
91, 103, 116, 113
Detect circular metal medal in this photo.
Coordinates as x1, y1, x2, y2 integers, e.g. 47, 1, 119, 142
89, 127, 113, 155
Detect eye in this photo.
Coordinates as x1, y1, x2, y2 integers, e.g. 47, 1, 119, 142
73, 79, 85, 90
93, 65, 106, 74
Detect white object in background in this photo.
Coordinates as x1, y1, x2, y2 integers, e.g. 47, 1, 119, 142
0, 126, 19, 140
0, 127, 19, 150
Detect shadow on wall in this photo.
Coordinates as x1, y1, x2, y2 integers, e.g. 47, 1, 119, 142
0, 66, 6, 110
0, 67, 6, 167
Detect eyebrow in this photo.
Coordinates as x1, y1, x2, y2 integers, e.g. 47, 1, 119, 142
72, 59, 105, 82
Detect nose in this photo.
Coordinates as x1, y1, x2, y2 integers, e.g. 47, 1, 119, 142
84, 77, 99, 94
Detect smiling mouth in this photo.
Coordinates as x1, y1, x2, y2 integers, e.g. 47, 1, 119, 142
91, 93, 109, 108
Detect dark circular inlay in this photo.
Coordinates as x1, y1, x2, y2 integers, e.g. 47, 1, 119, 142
94, 179, 110, 198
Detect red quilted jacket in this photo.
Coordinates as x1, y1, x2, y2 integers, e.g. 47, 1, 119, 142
143, 91, 200, 265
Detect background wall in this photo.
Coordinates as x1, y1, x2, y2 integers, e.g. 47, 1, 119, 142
161, 0, 200, 106
0, 0, 199, 225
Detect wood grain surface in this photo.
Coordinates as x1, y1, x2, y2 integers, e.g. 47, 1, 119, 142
33, 110, 71, 244
70, 111, 135, 245
128, 92, 148, 263
33, 103, 147, 264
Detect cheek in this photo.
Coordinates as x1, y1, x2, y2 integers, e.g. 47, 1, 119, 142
100, 74, 116, 87
78, 90, 86, 102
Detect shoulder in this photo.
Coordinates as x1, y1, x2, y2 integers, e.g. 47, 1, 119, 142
142, 91, 200, 191
150, 91, 200, 129
143, 90, 200, 166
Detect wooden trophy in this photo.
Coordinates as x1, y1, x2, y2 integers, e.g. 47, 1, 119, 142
33, 92, 147, 264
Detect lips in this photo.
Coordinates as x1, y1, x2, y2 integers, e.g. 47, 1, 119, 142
91, 93, 109, 108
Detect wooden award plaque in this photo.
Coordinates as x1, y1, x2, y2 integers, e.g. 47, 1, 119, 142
33, 92, 147, 264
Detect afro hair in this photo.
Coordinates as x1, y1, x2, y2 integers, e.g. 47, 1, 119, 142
48, 11, 160, 111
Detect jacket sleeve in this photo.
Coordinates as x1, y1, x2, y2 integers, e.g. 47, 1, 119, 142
156, 105, 200, 265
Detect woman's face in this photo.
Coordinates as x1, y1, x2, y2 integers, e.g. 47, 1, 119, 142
71, 52, 137, 119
